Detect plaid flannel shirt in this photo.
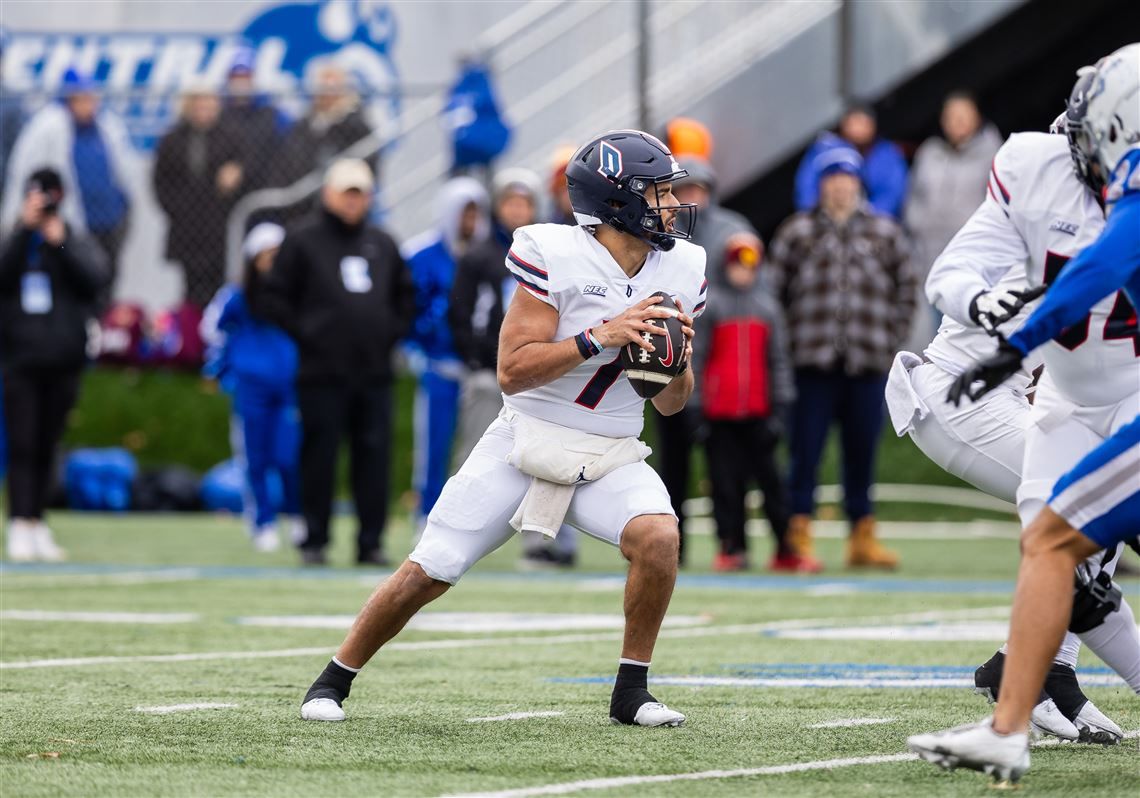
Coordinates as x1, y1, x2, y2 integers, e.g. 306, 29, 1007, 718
766, 206, 916, 375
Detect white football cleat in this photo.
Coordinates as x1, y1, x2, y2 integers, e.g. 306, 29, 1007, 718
908, 718, 1030, 785
1074, 700, 1123, 744
32, 523, 66, 561
1029, 698, 1079, 741
300, 698, 345, 722
610, 702, 685, 728
253, 525, 281, 553
5, 520, 37, 562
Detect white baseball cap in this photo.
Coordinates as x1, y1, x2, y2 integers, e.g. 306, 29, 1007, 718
324, 158, 375, 192
243, 222, 286, 260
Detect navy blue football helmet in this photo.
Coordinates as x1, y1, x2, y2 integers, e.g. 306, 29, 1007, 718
1058, 66, 1105, 194
565, 130, 696, 251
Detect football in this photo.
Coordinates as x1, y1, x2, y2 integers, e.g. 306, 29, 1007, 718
619, 291, 686, 398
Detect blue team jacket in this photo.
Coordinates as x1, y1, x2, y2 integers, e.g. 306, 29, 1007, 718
206, 286, 297, 392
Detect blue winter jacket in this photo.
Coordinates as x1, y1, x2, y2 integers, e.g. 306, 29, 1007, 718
402, 177, 490, 363
795, 132, 909, 219
204, 286, 297, 392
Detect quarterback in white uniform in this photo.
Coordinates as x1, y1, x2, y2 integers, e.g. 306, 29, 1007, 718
888, 105, 1139, 741
298, 130, 707, 728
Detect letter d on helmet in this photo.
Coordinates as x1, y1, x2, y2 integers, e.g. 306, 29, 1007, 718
565, 130, 697, 251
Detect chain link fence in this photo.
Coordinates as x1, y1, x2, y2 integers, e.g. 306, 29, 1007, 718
1, 70, 395, 316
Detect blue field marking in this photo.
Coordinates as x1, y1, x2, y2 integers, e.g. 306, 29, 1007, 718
548, 662, 1124, 689
0, 562, 1022, 593
0, 562, 1025, 593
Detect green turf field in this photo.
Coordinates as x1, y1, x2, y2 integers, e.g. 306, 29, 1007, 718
1, 513, 1137, 797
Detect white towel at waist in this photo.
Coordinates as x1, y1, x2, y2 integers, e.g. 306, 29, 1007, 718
885, 351, 930, 437
503, 407, 651, 538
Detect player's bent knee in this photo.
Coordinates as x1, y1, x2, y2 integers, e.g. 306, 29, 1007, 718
620, 514, 680, 564
393, 559, 452, 598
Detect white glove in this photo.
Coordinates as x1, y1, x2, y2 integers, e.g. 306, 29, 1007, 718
969, 286, 1046, 333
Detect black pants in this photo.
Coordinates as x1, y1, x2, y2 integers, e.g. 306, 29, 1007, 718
92, 220, 128, 306
705, 418, 791, 556
297, 380, 392, 556
2, 368, 81, 519
652, 405, 698, 563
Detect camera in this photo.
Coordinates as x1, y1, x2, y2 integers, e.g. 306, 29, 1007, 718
26, 169, 64, 216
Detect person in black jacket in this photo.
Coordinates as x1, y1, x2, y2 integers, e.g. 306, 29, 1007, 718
275, 65, 378, 189
255, 158, 415, 566
0, 168, 109, 561
153, 82, 243, 307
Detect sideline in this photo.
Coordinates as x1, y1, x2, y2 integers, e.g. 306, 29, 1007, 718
0, 606, 1007, 670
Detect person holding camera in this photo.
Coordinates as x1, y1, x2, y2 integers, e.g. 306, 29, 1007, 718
0, 168, 109, 561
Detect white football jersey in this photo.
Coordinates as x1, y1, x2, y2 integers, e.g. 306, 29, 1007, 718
502, 223, 707, 437
926, 132, 1139, 407
924, 264, 1044, 387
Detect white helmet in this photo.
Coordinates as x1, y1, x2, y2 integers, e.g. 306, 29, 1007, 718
1070, 44, 1140, 186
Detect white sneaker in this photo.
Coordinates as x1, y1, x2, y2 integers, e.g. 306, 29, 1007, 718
300, 698, 345, 722
5, 519, 37, 562
908, 717, 1030, 785
1029, 698, 1079, 741
286, 516, 307, 547
32, 523, 66, 562
610, 702, 686, 728
253, 525, 281, 553
1074, 700, 1123, 744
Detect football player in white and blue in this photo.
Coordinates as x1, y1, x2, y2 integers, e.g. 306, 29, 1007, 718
909, 43, 1140, 785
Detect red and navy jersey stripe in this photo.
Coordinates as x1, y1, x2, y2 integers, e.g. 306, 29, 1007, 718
507, 250, 549, 280
988, 159, 1011, 217
510, 271, 549, 297
505, 249, 551, 299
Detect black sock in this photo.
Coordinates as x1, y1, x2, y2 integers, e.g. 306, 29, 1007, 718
303, 659, 358, 706
1043, 662, 1088, 721
610, 662, 655, 723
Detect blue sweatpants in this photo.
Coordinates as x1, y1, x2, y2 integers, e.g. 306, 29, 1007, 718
234, 378, 301, 529
1048, 414, 1140, 550
414, 366, 461, 517
789, 367, 888, 520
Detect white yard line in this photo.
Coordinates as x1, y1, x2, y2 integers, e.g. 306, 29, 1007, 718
441, 732, 1140, 798
808, 717, 897, 728
0, 606, 1008, 670
0, 610, 199, 624
134, 703, 237, 714
466, 711, 565, 723
438, 753, 918, 798
0, 569, 204, 588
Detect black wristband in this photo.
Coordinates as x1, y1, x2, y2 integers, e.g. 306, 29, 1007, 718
574, 331, 594, 360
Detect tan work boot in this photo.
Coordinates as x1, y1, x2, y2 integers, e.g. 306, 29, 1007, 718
845, 516, 899, 569
786, 514, 823, 571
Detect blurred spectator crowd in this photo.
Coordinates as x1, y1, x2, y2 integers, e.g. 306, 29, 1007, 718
1, 53, 1005, 572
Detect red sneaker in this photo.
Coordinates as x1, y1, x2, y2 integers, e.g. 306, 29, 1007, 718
712, 552, 748, 572
768, 552, 824, 574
